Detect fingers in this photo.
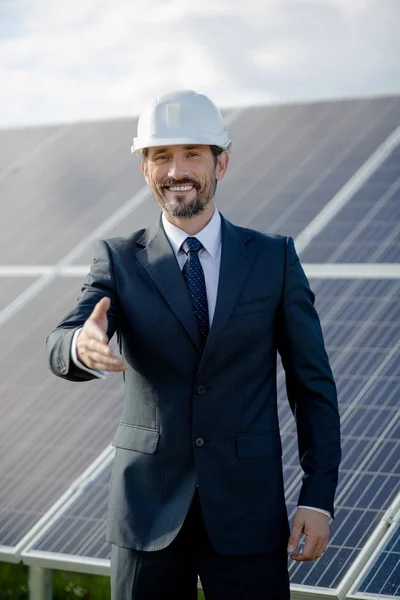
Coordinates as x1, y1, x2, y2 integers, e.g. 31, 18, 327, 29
290, 535, 325, 562
90, 296, 111, 323
288, 508, 329, 562
78, 343, 127, 371
76, 325, 127, 372
287, 515, 303, 554
84, 352, 127, 372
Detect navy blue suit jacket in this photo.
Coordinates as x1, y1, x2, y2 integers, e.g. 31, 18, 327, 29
46, 214, 341, 555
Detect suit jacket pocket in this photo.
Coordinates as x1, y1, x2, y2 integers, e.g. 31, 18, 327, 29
236, 431, 282, 459
231, 297, 271, 317
112, 423, 160, 454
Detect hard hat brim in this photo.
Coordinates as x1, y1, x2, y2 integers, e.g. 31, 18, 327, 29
132, 134, 231, 153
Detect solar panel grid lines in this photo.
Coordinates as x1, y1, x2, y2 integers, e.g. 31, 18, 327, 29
275, 277, 400, 591
221, 101, 337, 216
0, 124, 73, 184
1, 97, 400, 595
287, 471, 398, 591
275, 279, 390, 438
353, 521, 400, 597
17, 282, 400, 592
279, 278, 400, 498
0, 183, 150, 329
22, 461, 114, 563
305, 170, 400, 265
294, 122, 400, 256
326, 179, 400, 261
242, 100, 399, 233
221, 103, 308, 180
342, 496, 400, 599
233, 103, 371, 227
249, 101, 400, 238
14, 445, 114, 560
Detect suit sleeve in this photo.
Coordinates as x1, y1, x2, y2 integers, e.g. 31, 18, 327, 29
46, 240, 120, 382
276, 237, 341, 517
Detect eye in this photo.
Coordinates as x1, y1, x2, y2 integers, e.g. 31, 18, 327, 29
188, 152, 200, 158
155, 155, 168, 161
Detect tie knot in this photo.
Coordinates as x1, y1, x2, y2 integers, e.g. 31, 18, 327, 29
182, 237, 203, 255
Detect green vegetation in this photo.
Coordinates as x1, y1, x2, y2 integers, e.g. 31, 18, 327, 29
0, 562, 28, 599
0, 562, 206, 599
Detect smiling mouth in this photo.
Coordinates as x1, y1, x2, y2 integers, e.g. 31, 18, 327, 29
167, 185, 194, 192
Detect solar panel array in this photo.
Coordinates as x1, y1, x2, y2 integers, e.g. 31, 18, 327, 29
1, 94, 399, 598
285, 278, 400, 590
354, 520, 400, 597
24, 278, 400, 584
301, 147, 400, 263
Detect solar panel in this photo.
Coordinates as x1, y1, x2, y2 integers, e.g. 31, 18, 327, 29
1, 96, 400, 599
283, 278, 400, 591
0, 277, 34, 311
351, 519, 400, 597
0, 118, 142, 266
220, 96, 400, 238
0, 124, 66, 173
300, 147, 400, 263
75, 96, 400, 253
25, 461, 113, 563
0, 278, 124, 548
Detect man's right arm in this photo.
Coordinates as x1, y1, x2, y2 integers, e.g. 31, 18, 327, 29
46, 240, 126, 381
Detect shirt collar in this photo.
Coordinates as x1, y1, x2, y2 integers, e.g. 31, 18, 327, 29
162, 208, 221, 259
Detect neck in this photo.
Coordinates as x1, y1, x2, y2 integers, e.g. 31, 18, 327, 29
163, 202, 215, 235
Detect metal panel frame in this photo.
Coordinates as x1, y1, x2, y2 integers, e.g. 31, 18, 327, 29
346, 495, 400, 600
0, 544, 20, 562
19, 446, 115, 562
22, 550, 110, 577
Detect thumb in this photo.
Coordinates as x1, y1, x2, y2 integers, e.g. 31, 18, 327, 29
90, 297, 111, 323
287, 516, 304, 553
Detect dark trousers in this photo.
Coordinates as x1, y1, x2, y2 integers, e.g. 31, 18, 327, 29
110, 488, 290, 600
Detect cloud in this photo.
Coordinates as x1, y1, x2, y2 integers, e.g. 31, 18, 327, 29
0, 0, 399, 127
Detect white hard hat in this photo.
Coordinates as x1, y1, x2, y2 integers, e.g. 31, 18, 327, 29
132, 90, 231, 153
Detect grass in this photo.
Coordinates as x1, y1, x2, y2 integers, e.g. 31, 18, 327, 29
0, 562, 206, 599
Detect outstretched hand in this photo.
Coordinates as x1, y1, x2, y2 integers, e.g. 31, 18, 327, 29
287, 507, 329, 562
76, 297, 127, 372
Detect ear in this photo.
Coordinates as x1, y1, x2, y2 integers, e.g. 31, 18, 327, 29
215, 151, 229, 181
141, 161, 150, 185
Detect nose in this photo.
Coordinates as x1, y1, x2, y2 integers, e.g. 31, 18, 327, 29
167, 157, 188, 180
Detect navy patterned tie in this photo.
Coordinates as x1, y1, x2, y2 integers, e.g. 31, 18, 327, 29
181, 237, 210, 347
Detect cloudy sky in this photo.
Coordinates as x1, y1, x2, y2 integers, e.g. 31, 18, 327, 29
0, 0, 399, 128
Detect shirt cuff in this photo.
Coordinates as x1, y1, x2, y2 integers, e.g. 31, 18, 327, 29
298, 505, 332, 520
71, 328, 107, 379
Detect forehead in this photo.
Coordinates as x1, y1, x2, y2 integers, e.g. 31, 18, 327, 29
148, 144, 210, 157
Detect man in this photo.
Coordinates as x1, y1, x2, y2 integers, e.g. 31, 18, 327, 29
47, 90, 341, 599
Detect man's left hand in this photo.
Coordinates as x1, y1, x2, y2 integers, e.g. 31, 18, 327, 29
287, 507, 329, 561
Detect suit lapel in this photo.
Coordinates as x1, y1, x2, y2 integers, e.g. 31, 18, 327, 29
135, 216, 202, 352
198, 215, 258, 371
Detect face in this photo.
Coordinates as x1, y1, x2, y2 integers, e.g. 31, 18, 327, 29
141, 144, 229, 218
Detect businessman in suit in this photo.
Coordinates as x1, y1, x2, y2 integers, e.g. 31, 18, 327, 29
47, 90, 341, 599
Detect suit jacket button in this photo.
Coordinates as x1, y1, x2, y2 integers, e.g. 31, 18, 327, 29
195, 438, 204, 447
197, 385, 206, 395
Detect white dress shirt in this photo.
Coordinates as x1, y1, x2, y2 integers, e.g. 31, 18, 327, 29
71, 207, 330, 519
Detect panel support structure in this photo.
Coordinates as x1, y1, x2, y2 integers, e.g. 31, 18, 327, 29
28, 566, 52, 600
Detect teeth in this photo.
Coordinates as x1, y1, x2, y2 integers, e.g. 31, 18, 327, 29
168, 185, 193, 191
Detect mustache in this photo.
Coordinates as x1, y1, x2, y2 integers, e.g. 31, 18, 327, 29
161, 178, 200, 188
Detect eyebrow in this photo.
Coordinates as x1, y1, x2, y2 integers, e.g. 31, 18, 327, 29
151, 145, 204, 158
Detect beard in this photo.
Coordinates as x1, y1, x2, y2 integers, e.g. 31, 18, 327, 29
151, 176, 217, 218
